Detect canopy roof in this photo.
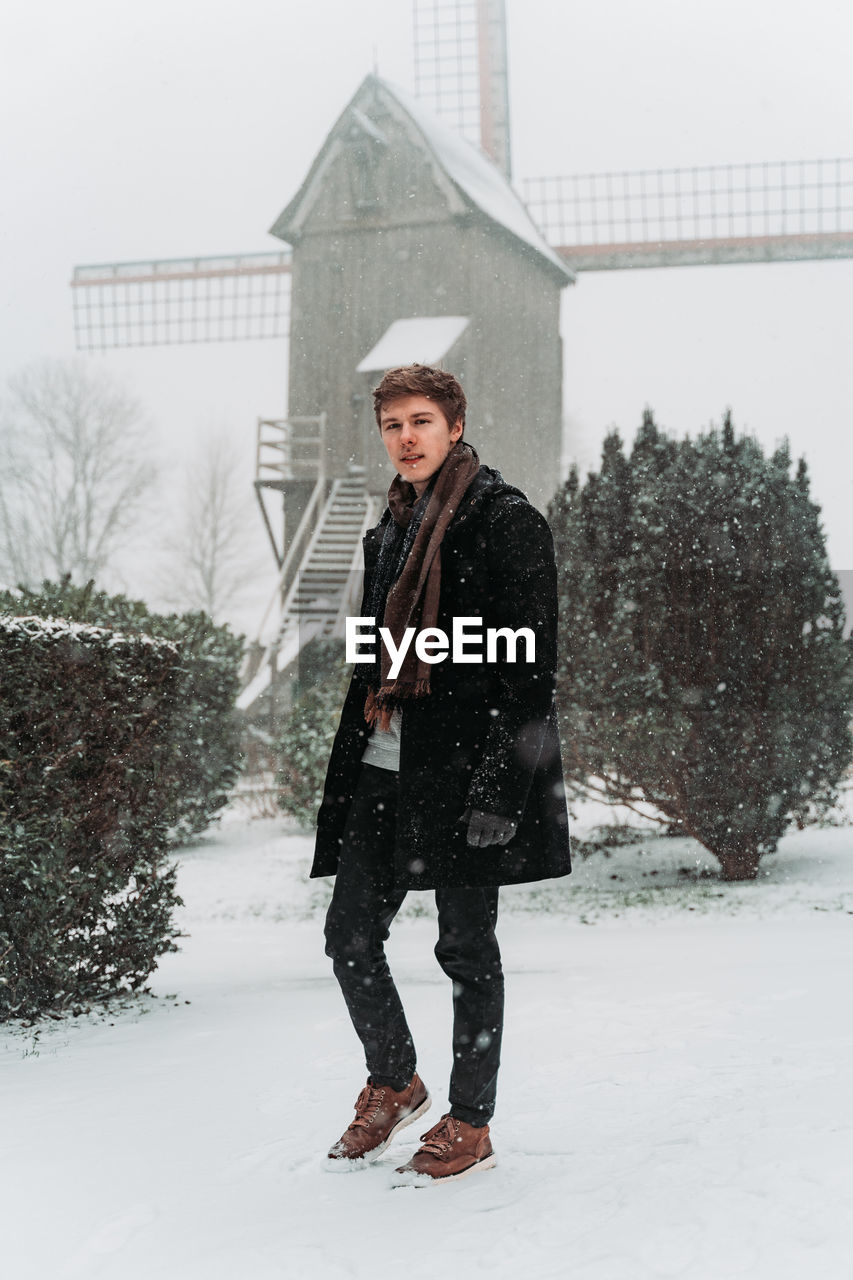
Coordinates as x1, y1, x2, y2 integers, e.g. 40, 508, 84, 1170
356, 316, 470, 373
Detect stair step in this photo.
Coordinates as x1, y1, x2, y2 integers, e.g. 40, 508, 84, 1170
253, 481, 376, 674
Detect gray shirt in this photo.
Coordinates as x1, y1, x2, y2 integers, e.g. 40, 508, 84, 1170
361, 707, 402, 771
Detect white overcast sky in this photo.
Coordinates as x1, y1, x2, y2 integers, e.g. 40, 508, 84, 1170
1, 0, 852, 623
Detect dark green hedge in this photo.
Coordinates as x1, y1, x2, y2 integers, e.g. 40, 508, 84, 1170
548, 413, 853, 880
0, 579, 245, 1019
0, 615, 184, 1019
275, 640, 351, 828
0, 578, 244, 844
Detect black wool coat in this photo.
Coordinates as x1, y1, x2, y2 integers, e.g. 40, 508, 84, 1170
310, 464, 572, 889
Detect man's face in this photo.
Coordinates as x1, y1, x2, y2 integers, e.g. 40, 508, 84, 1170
378, 395, 463, 497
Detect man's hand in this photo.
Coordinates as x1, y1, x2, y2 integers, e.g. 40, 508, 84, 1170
461, 807, 518, 848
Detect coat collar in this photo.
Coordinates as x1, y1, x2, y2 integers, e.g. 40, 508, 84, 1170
364, 464, 528, 554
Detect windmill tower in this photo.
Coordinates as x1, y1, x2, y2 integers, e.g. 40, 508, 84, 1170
269, 72, 570, 505
69, 0, 853, 712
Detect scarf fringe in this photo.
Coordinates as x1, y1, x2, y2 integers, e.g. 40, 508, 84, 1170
365, 680, 432, 730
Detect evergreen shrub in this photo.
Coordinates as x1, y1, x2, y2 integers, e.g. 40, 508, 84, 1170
0, 578, 244, 843
549, 411, 853, 880
275, 639, 351, 828
0, 615, 183, 1019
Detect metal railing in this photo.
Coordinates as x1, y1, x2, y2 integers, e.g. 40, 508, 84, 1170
256, 414, 326, 487
254, 415, 327, 571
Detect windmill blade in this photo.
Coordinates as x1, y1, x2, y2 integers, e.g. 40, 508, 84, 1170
413, 0, 511, 178
521, 157, 853, 270
70, 250, 291, 350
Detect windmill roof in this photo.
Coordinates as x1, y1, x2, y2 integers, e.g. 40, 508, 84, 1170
270, 75, 573, 285
377, 78, 572, 282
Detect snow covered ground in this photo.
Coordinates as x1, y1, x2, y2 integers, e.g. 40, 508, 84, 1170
2, 805, 852, 1280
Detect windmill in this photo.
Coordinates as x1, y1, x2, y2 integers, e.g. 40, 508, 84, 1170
70, 0, 853, 712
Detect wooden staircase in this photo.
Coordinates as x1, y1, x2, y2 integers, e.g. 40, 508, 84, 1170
289, 474, 375, 636
237, 472, 380, 711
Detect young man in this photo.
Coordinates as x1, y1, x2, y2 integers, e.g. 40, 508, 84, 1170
312, 364, 571, 1183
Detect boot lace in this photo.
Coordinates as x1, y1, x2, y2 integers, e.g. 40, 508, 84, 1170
348, 1083, 386, 1130
417, 1115, 460, 1156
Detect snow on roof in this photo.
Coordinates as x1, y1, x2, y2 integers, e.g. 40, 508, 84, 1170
378, 78, 573, 282
356, 316, 470, 373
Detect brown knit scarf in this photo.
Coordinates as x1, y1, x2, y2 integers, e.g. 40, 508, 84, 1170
365, 439, 480, 729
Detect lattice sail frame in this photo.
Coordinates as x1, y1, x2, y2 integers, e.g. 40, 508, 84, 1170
71, 251, 291, 351
413, 0, 511, 177
413, 0, 480, 143
523, 157, 853, 270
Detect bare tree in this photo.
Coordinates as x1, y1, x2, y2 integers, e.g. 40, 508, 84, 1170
0, 359, 156, 587
159, 431, 261, 621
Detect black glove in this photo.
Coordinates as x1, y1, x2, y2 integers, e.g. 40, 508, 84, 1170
461, 807, 518, 848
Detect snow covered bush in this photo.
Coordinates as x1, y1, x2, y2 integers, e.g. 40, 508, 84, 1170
0, 615, 183, 1020
549, 411, 853, 880
0, 577, 244, 844
275, 639, 351, 828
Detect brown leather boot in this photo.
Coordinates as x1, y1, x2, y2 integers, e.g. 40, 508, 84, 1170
326, 1074, 431, 1167
393, 1113, 497, 1185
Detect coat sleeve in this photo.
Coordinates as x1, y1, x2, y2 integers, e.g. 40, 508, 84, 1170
464, 494, 559, 821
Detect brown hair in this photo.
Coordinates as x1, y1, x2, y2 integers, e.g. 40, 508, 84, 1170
373, 364, 466, 433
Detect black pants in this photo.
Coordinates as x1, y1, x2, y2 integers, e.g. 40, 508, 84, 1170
323, 764, 504, 1127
